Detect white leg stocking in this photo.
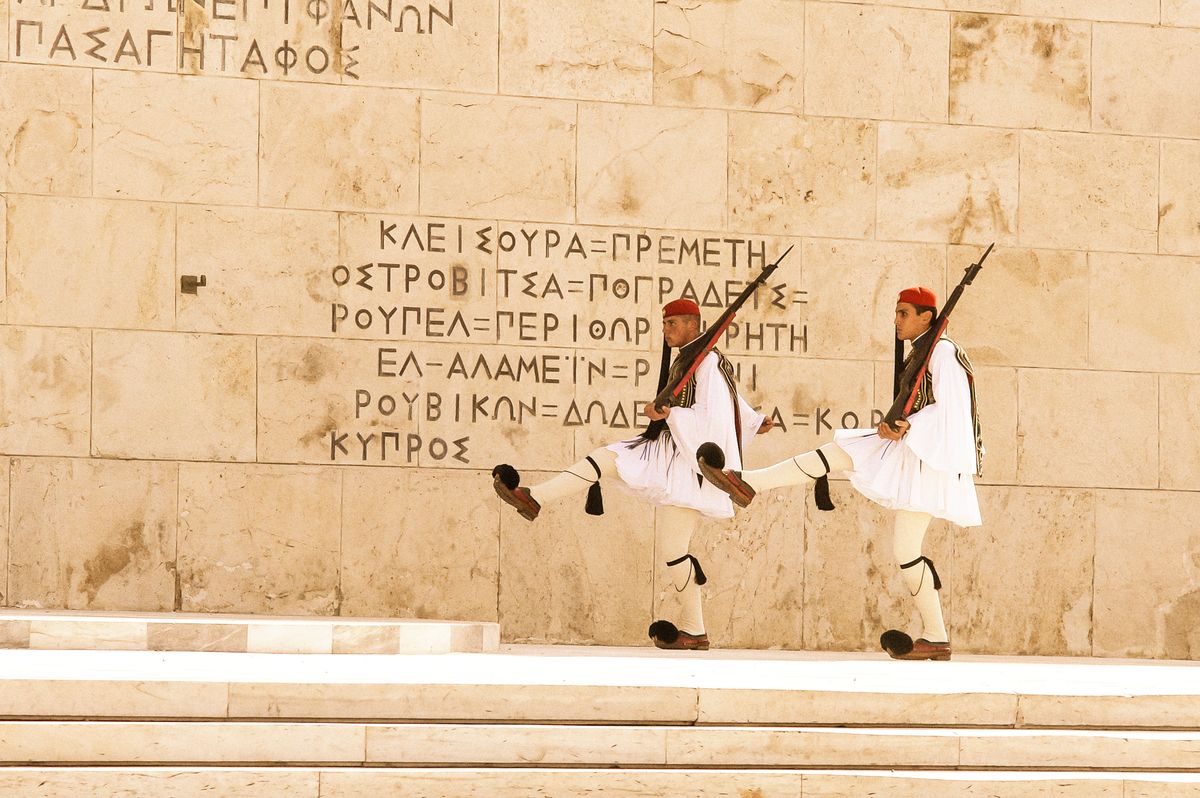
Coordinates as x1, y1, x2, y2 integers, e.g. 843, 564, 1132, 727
528, 448, 617, 506
893, 509, 948, 643
742, 443, 853, 493
656, 505, 705, 635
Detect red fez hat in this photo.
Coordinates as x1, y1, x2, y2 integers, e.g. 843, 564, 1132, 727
898, 286, 937, 308
662, 298, 701, 318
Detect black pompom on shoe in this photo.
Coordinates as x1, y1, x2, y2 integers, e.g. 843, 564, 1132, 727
880, 629, 914, 657
648, 619, 680, 645
491, 464, 519, 490
696, 442, 726, 470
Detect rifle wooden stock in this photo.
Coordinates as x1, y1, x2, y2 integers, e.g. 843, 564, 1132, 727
652, 245, 794, 411
883, 243, 993, 431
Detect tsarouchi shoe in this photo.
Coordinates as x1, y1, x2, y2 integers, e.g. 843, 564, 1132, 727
491, 464, 541, 522
648, 620, 710, 651
696, 443, 755, 508
882, 629, 951, 661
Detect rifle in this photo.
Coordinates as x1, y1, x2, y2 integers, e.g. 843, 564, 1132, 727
883, 243, 993, 432
652, 244, 794, 412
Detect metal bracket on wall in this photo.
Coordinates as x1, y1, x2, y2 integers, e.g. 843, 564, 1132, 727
180, 275, 207, 294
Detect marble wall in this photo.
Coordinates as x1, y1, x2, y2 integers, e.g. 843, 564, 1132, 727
3, 1, 1199, 659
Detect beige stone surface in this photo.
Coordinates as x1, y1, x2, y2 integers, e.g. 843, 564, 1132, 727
1020, 0, 1158, 23
7, 458, 177, 612
745, 357, 877, 465
28, 620, 148, 650
1, 196, 6, 322
332, 625, 400, 654
1162, 375, 1200, 492
803, 483, 954, 652
227, 682, 698, 722
93, 72, 258, 205
178, 463, 341, 615
341, 0, 499, 93
698, 688, 1019, 726
653, 0, 805, 113
499, 470, 654, 646
577, 103, 726, 230
0, 620, 30, 648
947, 245, 1088, 368
954, 486, 1094, 656
148, 623, 248, 653
420, 93, 575, 223
729, 114, 876, 239
319, 769, 805, 798
0, 680, 229, 718
1016, 369, 1157, 489
1094, 490, 1200, 660
1018, 694, 1200, 730
257, 336, 420, 466
0, 771, 318, 797
800, 239, 945, 360
93, 331, 256, 461
501, 0, 651, 103
877, 123, 1018, 245
175, 0, 341, 83
366, 723, 666, 765
960, 731, 1200, 769
260, 84, 420, 213
176, 205, 339, 336
949, 13, 1090, 131
1163, 0, 1200, 27
0, 63, 91, 195
1161, 140, 1200, 256
337, 213, 498, 344
491, 225, 654, 352
245, 623, 334, 654
806, 3, 949, 123
1018, 131, 1158, 253
666, 727, 959, 767
0, 721, 364, 763
1090, 253, 1200, 374
1094, 24, 1200, 138
340, 467, 499, 621
422, 342, 577, 471
803, 774, 1122, 798
0, 461, 8, 607
5, 0, 177, 72
5, 195, 175, 329
0, 326, 91, 457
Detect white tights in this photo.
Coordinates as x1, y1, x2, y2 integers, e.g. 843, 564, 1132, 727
893, 509, 947, 643
741, 443, 853, 493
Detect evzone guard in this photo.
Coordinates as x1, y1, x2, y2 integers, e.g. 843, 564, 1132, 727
698, 246, 992, 661
491, 252, 790, 650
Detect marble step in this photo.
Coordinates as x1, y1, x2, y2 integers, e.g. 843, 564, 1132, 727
0, 768, 1197, 797
0, 610, 499, 655
1, 722, 1200, 770
2, 647, 1199, 729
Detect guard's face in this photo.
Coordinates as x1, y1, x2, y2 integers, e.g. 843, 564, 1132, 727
894, 302, 933, 342
662, 315, 700, 347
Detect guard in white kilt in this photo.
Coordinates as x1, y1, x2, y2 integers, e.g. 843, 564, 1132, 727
697, 286, 983, 661
492, 298, 769, 651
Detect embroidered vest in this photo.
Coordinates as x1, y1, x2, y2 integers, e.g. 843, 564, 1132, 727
901, 337, 985, 475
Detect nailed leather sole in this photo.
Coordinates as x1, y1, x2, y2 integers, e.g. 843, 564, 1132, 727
697, 457, 755, 508
492, 477, 540, 522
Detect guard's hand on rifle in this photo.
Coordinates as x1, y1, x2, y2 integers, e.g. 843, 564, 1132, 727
756, 416, 775, 435
644, 402, 671, 421
878, 419, 909, 441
